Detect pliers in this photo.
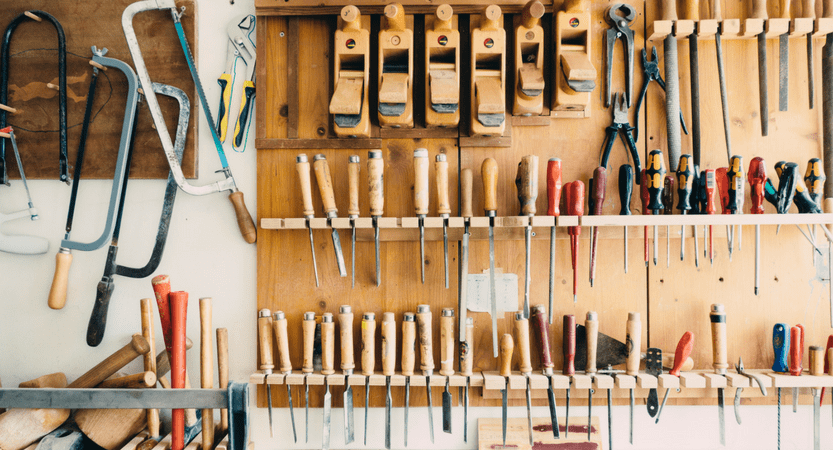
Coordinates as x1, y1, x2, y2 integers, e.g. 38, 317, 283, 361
604, 3, 635, 108
733, 356, 767, 424
634, 47, 688, 142
600, 93, 642, 185
217, 14, 256, 149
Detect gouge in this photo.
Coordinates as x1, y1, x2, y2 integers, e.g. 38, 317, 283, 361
547, 158, 562, 322
302, 312, 316, 443
339, 305, 355, 444
440, 308, 455, 434
257, 309, 275, 437
711, 304, 728, 446
296, 154, 319, 287
273, 311, 296, 442
563, 314, 576, 437
368, 151, 384, 286
436, 154, 451, 289
499, 333, 514, 447
460, 169, 473, 352
516, 155, 539, 318
381, 312, 396, 449
321, 313, 334, 450
482, 157, 499, 355
655, 331, 694, 424
585, 311, 598, 441
532, 305, 558, 438
417, 305, 436, 443
414, 149, 429, 284
402, 312, 416, 447
348, 155, 360, 288
626, 312, 640, 444
515, 312, 534, 445
751, 0, 770, 135
361, 312, 376, 445
313, 154, 348, 278
199, 298, 214, 449
461, 317, 474, 442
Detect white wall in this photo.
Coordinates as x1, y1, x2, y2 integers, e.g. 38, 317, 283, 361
0, 1, 829, 449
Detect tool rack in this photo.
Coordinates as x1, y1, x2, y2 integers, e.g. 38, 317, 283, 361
253, 0, 833, 416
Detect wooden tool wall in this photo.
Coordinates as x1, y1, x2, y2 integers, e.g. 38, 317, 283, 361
255, 0, 831, 410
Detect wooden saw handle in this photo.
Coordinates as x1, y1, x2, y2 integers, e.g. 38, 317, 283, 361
47, 249, 72, 310
229, 191, 257, 244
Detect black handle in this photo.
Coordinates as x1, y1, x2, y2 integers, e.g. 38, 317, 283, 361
619, 164, 633, 215
676, 154, 693, 213
776, 162, 799, 214
646, 149, 666, 212
727, 155, 744, 212
86, 246, 118, 347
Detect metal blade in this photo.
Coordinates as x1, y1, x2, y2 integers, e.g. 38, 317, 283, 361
501, 386, 508, 446
443, 381, 452, 434
547, 379, 559, 439
653, 225, 658, 265
694, 225, 700, 268
525, 379, 533, 445
549, 226, 556, 323
734, 387, 742, 424
808, 34, 815, 109
364, 380, 370, 445
778, 388, 782, 450
523, 225, 531, 319
489, 223, 498, 357
427, 378, 435, 442
629, 389, 634, 444
308, 228, 319, 287
813, 389, 820, 450
464, 377, 470, 443
607, 389, 612, 450
779, 33, 789, 111
793, 387, 799, 413
266, 384, 274, 437
715, 32, 732, 160
680, 225, 685, 261
375, 223, 381, 287
624, 226, 629, 273
565, 383, 571, 437
404, 378, 410, 447
305, 378, 310, 443
718, 387, 725, 446
689, 34, 700, 164
323, 381, 331, 450
574, 324, 628, 369
287, 385, 297, 442
331, 228, 347, 277
419, 219, 425, 284
351, 223, 356, 289
443, 221, 449, 289
344, 382, 354, 444
587, 388, 593, 441
385, 378, 392, 450
758, 32, 769, 135
655, 388, 670, 424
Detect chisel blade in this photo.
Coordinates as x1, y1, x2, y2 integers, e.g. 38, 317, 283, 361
344, 382, 354, 444
323, 380, 331, 450
385, 377, 392, 450
404, 377, 410, 447
718, 387, 725, 446
375, 222, 381, 287
419, 218, 425, 284
427, 379, 435, 443
758, 32, 769, 135
813, 389, 820, 450
525, 378, 533, 445
308, 227, 319, 287
266, 384, 274, 437
523, 225, 531, 319
351, 223, 356, 288
607, 389, 612, 450
549, 226, 556, 323
629, 388, 634, 444
565, 383, 571, 437
501, 384, 508, 446
364, 380, 370, 445
779, 33, 789, 111
331, 228, 347, 277
489, 222, 498, 357
287, 385, 297, 442
808, 35, 815, 109
442, 381, 452, 434
587, 387, 593, 441
547, 380, 559, 439
443, 221, 449, 289
459, 225, 469, 342
305, 378, 310, 443
464, 378, 470, 442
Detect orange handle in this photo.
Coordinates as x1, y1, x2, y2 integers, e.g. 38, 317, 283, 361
547, 158, 562, 217
170, 291, 189, 450
669, 331, 694, 376
47, 249, 72, 310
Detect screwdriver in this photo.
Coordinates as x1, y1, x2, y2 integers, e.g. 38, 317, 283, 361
402, 312, 415, 447
690, 166, 702, 268
716, 167, 732, 261
790, 324, 805, 413
804, 158, 825, 263
416, 304, 436, 443
619, 165, 634, 273
516, 155, 539, 318
655, 331, 694, 424
704, 169, 716, 265
295, 155, 319, 286
646, 150, 666, 266
727, 155, 745, 252
514, 312, 534, 445
273, 311, 297, 442
663, 176, 675, 267
589, 166, 607, 287
641, 169, 650, 267
257, 309, 275, 437
565, 181, 585, 303
483, 158, 499, 355
361, 312, 375, 445
563, 314, 576, 437
747, 157, 767, 295
368, 151, 384, 286
772, 323, 789, 449
547, 158, 563, 322
348, 155, 360, 288
676, 154, 693, 262
531, 304, 558, 438
313, 154, 348, 278
436, 154, 451, 289
381, 312, 396, 449
414, 149, 429, 284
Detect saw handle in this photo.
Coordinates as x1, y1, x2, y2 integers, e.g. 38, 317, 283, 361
416, 305, 435, 373
362, 313, 376, 376
563, 314, 576, 376
547, 158, 563, 217
414, 149, 430, 216
626, 312, 641, 376
461, 168, 473, 218
499, 334, 514, 377
339, 306, 355, 373
322, 313, 335, 376
313, 155, 338, 216
772, 323, 790, 372
47, 248, 72, 310
348, 155, 361, 217
531, 305, 554, 372
229, 191, 257, 244
382, 312, 396, 377
436, 155, 451, 216
710, 304, 728, 374
482, 158, 498, 215
515, 155, 539, 216
303, 312, 316, 373
368, 151, 385, 217
669, 331, 694, 376
440, 309, 455, 376
514, 313, 532, 375
402, 312, 416, 376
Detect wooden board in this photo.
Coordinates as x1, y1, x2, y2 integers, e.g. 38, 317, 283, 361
0, 0, 198, 180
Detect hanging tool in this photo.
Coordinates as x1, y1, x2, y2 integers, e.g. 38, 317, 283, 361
620, 164, 633, 273
169, 291, 188, 450
566, 181, 585, 303
200, 298, 215, 450
790, 324, 805, 413
123, 1, 256, 243
716, 168, 733, 260
691, 168, 704, 265
547, 158, 562, 322
257, 310, 274, 437
584, 312, 598, 441
402, 312, 415, 447
302, 312, 315, 443
661, 0, 680, 169
514, 313, 534, 445
461, 317, 474, 442
0, 127, 45, 255
634, 47, 688, 143
553, 0, 595, 113
216, 14, 256, 148
414, 149, 429, 284
600, 93, 642, 183
470, 5, 506, 136
810, 346, 823, 450
321, 312, 334, 450
778, 0, 790, 111
750, 0, 770, 135
416, 304, 435, 443
339, 305, 356, 444
645, 348, 661, 417
140, 298, 160, 443
361, 312, 375, 445
437, 154, 451, 289
563, 314, 575, 437
296, 154, 319, 287
0, 10, 69, 185
314, 154, 348, 278
483, 157, 499, 355
348, 155, 360, 288
368, 150, 384, 286
47, 48, 138, 311
576, 325, 694, 371
710, 0, 732, 161
425, 4, 460, 127
728, 155, 745, 254
804, 158, 824, 263
823, 336, 833, 421
441, 308, 455, 434
711, 304, 728, 446
589, 167, 607, 287
663, 176, 675, 267
655, 331, 694, 424
626, 312, 640, 444
748, 157, 767, 295
676, 154, 693, 262
646, 149, 666, 266
516, 155, 538, 317
704, 169, 716, 265
499, 333, 514, 447
773, 323, 789, 449
801, 0, 816, 108
378, 3, 414, 128
381, 312, 396, 449
604, 4, 635, 107
733, 356, 767, 424
532, 304, 558, 438
460, 169, 473, 353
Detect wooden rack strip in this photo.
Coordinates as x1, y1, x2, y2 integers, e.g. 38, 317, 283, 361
648, 18, 833, 41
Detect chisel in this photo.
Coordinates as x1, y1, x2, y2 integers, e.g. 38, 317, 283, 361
515, 312, 534, 445
460, 169, 473, 358
646, 150, 667, 266
273, 311, 297, 442
516, 155, 539, 317
313, 154, 348, 277
402, 312, 416, 447
302, 311, 316, 443
661, 0, 682, 169
676, 155, 693, 261
416, 305, 436, 443
296, 155, 319, 286
531, 304, 559, 438
499, 334, 514, 447
462, 317, 474, 442
361, 312, 376, 445
790, 324, 805, 413
381, 312, 396, 449
199, 298, 214, 450
585, 312, 598, 441
414, 149, 429, 284
483, 157, 499, 355
440, 308, 455, 434
348, 155, 360, 288
563, 314, 576, 437
257, 309, 275, 437
339, 305, 355, 444
619, 165, 633, 273
802, 0, 816, 108
436, 154, 451, 289
778, 0, 791, 111
368, 151, 384, 286
710, 304, 727, 446
321, 313, 335, 450
625, 312, 640, 444
655, 331, 694, 424
589, 167, 606, 286
547, 158, 562, 322
751, 0, 770, 135
565, 181, 585, 303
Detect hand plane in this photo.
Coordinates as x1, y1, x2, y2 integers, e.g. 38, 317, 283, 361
425, 4, 460, 128
553, 0, 596, 116
378, 3, 414, 128
330, 6, 371, 138
513, 0, 546, 116
470, 5, 506, 136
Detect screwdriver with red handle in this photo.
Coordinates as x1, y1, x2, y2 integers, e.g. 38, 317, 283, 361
547, 159, 563, 323
654, 331, 694, 424
645, 150, 666, 266
589, 167, 606, 287
747, 157, 767, 295
790, 324, 805, 413
704, 169, 717, 265
716, 167, 732, 261
640, 169, 650, 267
565, 181, 585, 303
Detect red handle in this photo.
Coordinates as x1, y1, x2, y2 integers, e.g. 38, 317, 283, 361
704, 170, 716, 215
170, 291, 189, 450
591, 167, 607, 216
532, 306, 553, 370
716, 168, 730, 214
669, 331, 694, 376
747, 157, 767, 214
563, 314, 576, 375
547, 158, 563, 217
640, 170, 650, 214
821, 335, 833, 403
565, 181, 584, 235
151, 275, 173, 355
790, 325, 804, 376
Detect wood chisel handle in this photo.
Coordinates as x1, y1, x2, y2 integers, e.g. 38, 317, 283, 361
217, 327, 229, 434
751, 0, 769, 18
463, 318, 474, 376
322, 313, 335, 376
303, 312, 316, 373
824, 0, 833, 18
709, 0, 723, 21
563, 314, 576, 375
68, 334, 150, 388
461, 168, 473, 218
362, 313, 376, 376
382, 312, 396, 376
414, 149, 430, 216
258, 309, 275, 374
417, 305, 435, 374
499, 334, 514, 377
585, 312, 598, 374
368, 151, 385, 217
547, 158, 563, 217
440, 309, 455, 376
483, 158, 498, 215
348, 155, 361, 217
683, 0, 699, 20
772, 323, 790, 372
515, 313, 532, 375
402, 312, 416, 376
626, 312, 641, 376
661, 0, 678, 20
790, 325, 804, 376
532, 305, 554, 373
229, 191, 257, 244
313, 154, 338, 217
200, 298, 214, 450
140, 298, 160, 438
780, 0, 791, 18
810, 346, 824, 375
274, 311, 292, 373
710, 304, 728, 374
436, 155, 451, 216
340, 306, 355, 373
296, 154, 315, 218
515, 155, 539, 216
169, 291, 188, 450
47, 249, 72, 310
669, 331, 695, 376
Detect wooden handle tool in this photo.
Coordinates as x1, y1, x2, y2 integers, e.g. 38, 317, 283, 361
169, 291, 188, 450
463, 317, 474, 376
340, 306, 355, 374
515, 155, 539, 216
199, 298, 214, 449
297, 154, 315, 218
461, 168, 473, 219
140, 298, 160, 438
19, 373, 67, 389
482, 158, 498, 215
313, 154, 338, 218
382, 312, 396, 376
790, 325, 805, 376
228, 191, 257, 244
563, 314, 576, 375
402, 313, 416, 376
47, 248, 72, 309
810, 346, 824, 375
217, 327, 229, 435
303, 312, 316, 374
368, 150, 385, 286
274, 310, 297, 442
417, 305, 435, 375
531, 305, 553, 374
499, 334, 514, 377
414, 149, 429, 216
362, 313, 377, 376
440, 309, 455, 376
348, 155, 361, 218
515, 313, 532, 375
322, 313, 335, 376
710, 304, 727, 374
97, 371, 157, 389
585, 312, 598, 374
436, 155, 451, 217
626, 312, 641, 376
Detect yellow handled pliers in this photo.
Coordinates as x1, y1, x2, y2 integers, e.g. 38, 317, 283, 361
217, 14, 256, 149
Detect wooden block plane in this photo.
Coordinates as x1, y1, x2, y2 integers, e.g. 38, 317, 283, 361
470, 5, 506, 137
378, 3, 414, 128
552, 0, 595, 117
330, 6, 371, 138
513, 0, 545, 116
425, 4, 460, 128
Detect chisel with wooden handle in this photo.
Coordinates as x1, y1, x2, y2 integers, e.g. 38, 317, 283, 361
563, 314, 576, 437
339, 305, 355, 444
362, 312, 376, 445
483, 157, 499, 355
531, 305, 558, 438
296, 154, 319, 287
626, 312, 640, 444
402, 312, 416, 447
414, 149, 429, 284
459, 168, 473, 351
381, 312, 396, 449
273, 311, 296, 442
217, 327, 229, 438
321, 313, 335, 450
585, 312, 598, 441
348, 155, 360, 289
417, 304, 435, 443
440, 308, 454, 434
436, 154, 451, 289
461, 317, 473, 442
302, 312, 316, 443
257, 309, 275, 437
140, 298, 160, 440
711, 304, 727, 446
170, 291, 188, 450
516, 155, 538, 318
499, 333, 514, 447
515, 312, 533, 445
313, 154, 348, 277
368, 150, 384, 286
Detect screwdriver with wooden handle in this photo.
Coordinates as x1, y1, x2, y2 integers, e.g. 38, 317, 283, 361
382, 312, 396, 449
655, 331, 694, 424
514, 312, 534, 445
441, 308, 455, 434
417, 304, 436, 443
585, 311, 598, 441
565, 181, 585, 303
296, 154, 320, 286
302, 311, 316, 443
274, 311, 297, 442
676, 155, 693, 262
362, 312, 376, 445
626, 312, 640, 444
547, 158, 562, 322
368, 150, 384, 286
619, 165, 633, 273
646, 150, 666, 266
499, 333, 514, 447
257, 309, 275, 437
460, 169, 473, 351
483, 157, 499, 355
402, 312, 416, 447
200, 298, 215, 450
321, 312, 335, 450
710, 303, 727, 446
414, 149, 429, 284
516, 155, 539, 318
348, 155, 360, 288
313, 154, 348, 277
437, 154, 451, 289
462, 317, 474, 442
531, 304, 558, 438
563, 314, 576, 437
589, 167, 606, 287
339, 305, 356, 444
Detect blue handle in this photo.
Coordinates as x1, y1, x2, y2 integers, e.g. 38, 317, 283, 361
772, 323, 789, 373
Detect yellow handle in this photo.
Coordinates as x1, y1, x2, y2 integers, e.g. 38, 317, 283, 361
233, 80, 255, 149
48, 249, 72, 310
217, 73, 233, 143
